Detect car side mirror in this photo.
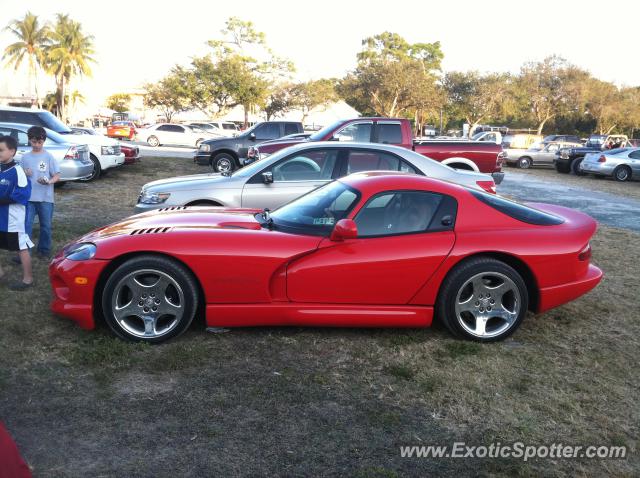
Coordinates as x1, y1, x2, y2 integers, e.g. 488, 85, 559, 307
330, 219, 358, 241
262, 171, 273, 183
249, 133, 256, 140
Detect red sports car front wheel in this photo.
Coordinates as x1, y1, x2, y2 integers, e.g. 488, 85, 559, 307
437, 257, 528, 342
102, 255, 199, 343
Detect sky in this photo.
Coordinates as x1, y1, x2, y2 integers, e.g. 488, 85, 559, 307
1, 0, 640, 111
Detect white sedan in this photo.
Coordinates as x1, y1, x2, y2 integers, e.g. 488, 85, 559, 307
137, 124, 220, 148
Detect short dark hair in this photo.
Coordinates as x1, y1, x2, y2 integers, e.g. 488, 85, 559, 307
0, 135, 17, 152
27, 126, 46, 139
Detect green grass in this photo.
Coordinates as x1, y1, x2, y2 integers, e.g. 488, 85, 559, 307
0, 158, 638, 476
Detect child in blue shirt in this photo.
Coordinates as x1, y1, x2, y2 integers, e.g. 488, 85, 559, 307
0, 135, 34, 290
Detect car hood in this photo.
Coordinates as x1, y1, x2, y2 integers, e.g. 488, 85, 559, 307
61, 133, 119, 147
142, 172, 240, 192
83, 207, 264, 241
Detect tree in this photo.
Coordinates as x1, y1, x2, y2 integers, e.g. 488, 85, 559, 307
517, 56, 589, 134
106, 93, 131, 113
443, 71, 515, 137
262, 83, 297, 120
143, 72, 190, 123
291, 79, 337, 123
338, 32, 443, 120
201, 17, 294, 126
44, 14, 95, 123
2, 12, 50, 108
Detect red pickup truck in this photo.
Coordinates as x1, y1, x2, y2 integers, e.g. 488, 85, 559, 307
247, 118, 505, 184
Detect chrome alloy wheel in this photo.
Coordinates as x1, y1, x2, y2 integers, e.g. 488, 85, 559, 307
111, 268, 185, 339
215, 157, 233, 173
454, 271, 521, 339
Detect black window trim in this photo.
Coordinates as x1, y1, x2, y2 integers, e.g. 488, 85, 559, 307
353, 189, 458, 239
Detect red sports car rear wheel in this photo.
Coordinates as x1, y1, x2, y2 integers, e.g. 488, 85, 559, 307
437, 257, 528, 342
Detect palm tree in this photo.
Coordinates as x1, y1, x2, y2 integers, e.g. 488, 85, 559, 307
45, 14, 95, 122
2, 12, 50, 108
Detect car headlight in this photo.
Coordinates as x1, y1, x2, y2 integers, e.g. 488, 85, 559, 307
101, 145, 116, 155
199, 144, 211, 153
139, 190, 171, 204
64, 242, 97, 261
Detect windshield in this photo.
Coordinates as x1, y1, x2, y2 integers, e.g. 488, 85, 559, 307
40, 111, 72, 134
308, 120, 344, 141
268, 181, 360, 236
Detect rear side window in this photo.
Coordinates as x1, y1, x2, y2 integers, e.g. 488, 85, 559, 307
470, 190, 564, 225
284, 123, 300, 135
377, 123, 403, 144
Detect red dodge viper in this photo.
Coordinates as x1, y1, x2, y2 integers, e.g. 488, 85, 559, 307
49, 172, 602, 343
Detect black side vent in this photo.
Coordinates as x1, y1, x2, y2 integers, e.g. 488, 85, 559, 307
130, 227, 171, 235
158, 206, 187, 212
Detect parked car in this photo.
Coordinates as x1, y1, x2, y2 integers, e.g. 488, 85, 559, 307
186, 123, 226, 138
580, 147, 640, 181
194, 121, 304, 172
0, 122, 94, 182
51, 171, 602, 344
555, 134, 631, 175
208, 121, 240, 137
137, 142, 497, 213
107, 121, 137, 140
120, 144, 140, 164
0, 106, 124, 181
542, 134, 582, 144
504, 141, 582, 169
137, 123, 219, 148
501, 133, 543, 150
70, 126, 101, 136
245, 118, 505, 183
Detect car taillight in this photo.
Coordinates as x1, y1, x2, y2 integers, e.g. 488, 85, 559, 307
64, 146, 79, 160
476, 180, 497, 194
578, 243, 592, 261
598, 155, 606, 163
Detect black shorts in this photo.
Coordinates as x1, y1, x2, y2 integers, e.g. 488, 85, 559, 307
0, 231, 21, 251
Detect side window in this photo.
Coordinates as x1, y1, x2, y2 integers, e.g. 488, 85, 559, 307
271, 149, 338, 181
157, 125, 173, 132
377, 123, 403, 144
334, 123, 372, 142
254, 123, 281, 140
284, 123, 299, 136
169, 125, 184, 133
0, 128, 29, 146
355, 191, 444, 237
399, 161, 418, 174
629, 150, 640, 159
346, 151, 400, 174
546, 144, 559, 152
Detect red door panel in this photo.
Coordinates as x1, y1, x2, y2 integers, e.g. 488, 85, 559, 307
286, 231, 455, 304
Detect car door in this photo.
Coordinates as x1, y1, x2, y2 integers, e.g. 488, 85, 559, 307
627, 149, 640, 175
537, 143, 560, 165
241, 148, 342, 210
154, 125, 176, 145
331, 121, 374, 142
286, 190, 457, 305
339, 148, 418, 176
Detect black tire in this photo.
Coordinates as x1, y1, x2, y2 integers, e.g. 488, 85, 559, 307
518, 157, 532, 169
101, 255, 199, 343
436, 257, 528, 342
613, 165, 631, 182
147, 135, 160, 147
571, 157, 586, 176
555, 161, 570, 174
212, 153, 236, 173
78, 154, 101, 182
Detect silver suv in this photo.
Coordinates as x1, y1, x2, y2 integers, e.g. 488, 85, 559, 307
135, 142, 495, 214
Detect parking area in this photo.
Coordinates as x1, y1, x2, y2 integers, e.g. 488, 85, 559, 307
0, 158, 638, 476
